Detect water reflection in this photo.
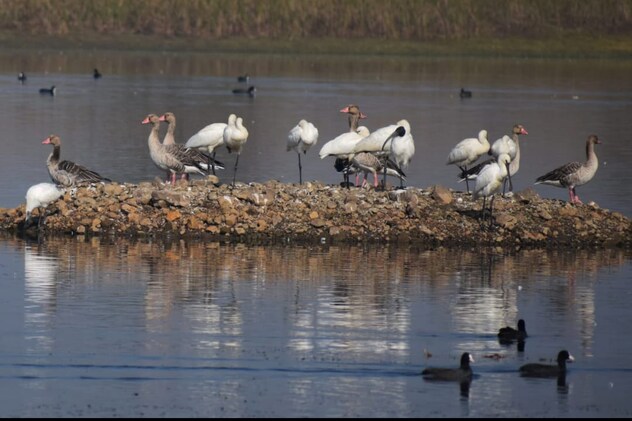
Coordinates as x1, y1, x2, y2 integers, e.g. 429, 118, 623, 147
13, 235, 630, 358
3, 233, 632, 417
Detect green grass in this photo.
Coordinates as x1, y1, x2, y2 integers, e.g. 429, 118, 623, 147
3, 32, 632, 60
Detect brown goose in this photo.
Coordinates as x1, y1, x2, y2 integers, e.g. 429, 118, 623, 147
141, 114, 206, 185
42, 135, 111, 187
535, 134, 601, 204
159, 112, 224, 178
340, 104, 367, 132
350, 152, 406, 188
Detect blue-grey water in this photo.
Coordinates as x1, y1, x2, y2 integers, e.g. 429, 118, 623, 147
0, 49, 631, 417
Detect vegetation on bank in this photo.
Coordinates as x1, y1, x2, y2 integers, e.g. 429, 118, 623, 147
2, 0, 631, 39
1, 0, 631, 58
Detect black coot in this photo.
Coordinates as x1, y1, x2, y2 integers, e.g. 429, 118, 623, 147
520, 350, 574, 377
421, 352, 474, 382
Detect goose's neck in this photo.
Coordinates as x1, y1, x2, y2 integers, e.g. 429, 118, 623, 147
586, 140, 598, 166
48, 144, 60, 165
164, 121, 176, 145
148, 123, 162, 149
349, 114, 359, 132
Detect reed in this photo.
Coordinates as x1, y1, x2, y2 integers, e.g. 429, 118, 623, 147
1, 0, 630, 40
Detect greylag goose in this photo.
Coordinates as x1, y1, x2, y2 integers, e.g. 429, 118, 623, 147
535, 134, 601, 204
287, 119, 319, 184
42, 135, 111, 187
520, 350, 574, 378
447, 129, 489, 193
472, 153, 511, 225
319, 105, 368, 187
141, 114, 206, 185
159, 112, 224, 177
223, 114, 249, 186
422, 352, 474, 382
350, 152, 406, 188
25, 182, 64, 227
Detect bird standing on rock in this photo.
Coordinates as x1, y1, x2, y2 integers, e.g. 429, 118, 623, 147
535, 134, 601, 204
223, 114, 249, 186
287, 119, 319, 184
447, 129, 489, 194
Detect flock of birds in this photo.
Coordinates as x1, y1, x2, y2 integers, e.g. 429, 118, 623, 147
422, 319, 575, 391
22, 71, 602, 230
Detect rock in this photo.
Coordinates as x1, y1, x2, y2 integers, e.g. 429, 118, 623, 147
431, 185, 453, 205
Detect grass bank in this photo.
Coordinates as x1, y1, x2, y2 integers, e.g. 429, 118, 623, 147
2, 32, 632, 60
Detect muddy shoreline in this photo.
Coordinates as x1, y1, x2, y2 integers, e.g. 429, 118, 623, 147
2, 178, 630, 249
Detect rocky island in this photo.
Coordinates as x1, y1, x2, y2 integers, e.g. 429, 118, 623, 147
1, 177, 630, 250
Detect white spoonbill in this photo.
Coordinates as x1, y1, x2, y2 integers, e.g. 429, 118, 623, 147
472, 153, 511, 225
25, 182, 64, 227
489, 124, 528, 194
447, 129, 489, 193
223, 114, 249, 186
184, 114, 232, 175
535, 134, 601, 204
287, 119, 319, 184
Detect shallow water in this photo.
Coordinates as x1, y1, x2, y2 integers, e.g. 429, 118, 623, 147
0, 236, 631, 417
0, 50, 631, 417
0, 50, 631, 215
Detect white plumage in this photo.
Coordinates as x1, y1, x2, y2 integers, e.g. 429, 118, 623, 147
223, 114, 249, 185
447, 129, 489, 168
447, 129, 489, 193
287, 119, 319, 184
352, 120, 411, 156
185, 117, 230, 156
25, 182, 64, 225
473, 154, 511, 223
319, 126, 370, 160
389, 120, 415, 171
287, 119, 319, 155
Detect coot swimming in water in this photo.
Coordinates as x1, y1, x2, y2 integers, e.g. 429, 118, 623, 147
421, 352, 474, 382
520, 350, 574, 378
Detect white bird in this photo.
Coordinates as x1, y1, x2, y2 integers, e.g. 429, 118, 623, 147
184, 115, 231, 175
489, 124, 528, 194
287, 119, 319, 184
25, 182, 64, 227
319, 126, 370, 160
447, 129, 489, 193
223, 114, 249, 186
472, 153, 511, 225
535, 134, 601, 204
388, 120, 415, 188
352, 120, 412, 189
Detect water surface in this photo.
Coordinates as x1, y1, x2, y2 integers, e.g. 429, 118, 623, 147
0, 50, 631, 417
0, 50, 631, 215
0, 236, 631, 417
